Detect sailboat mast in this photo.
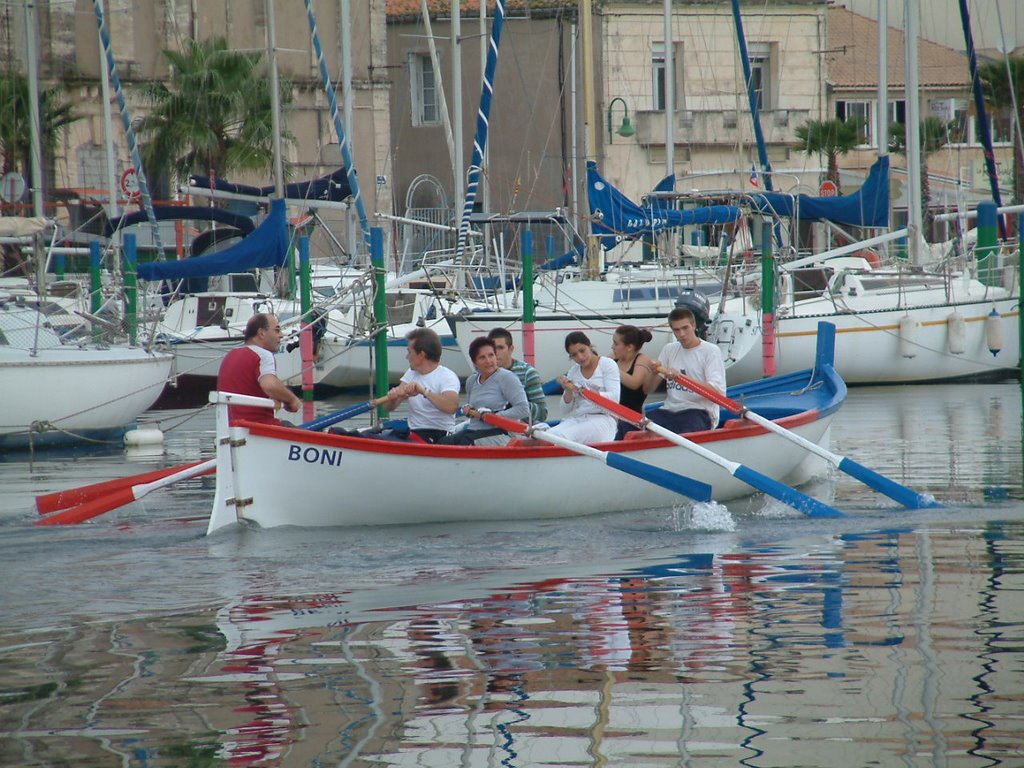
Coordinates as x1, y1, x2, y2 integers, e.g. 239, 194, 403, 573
663, 0, 673, 175
265, 0, 285, 200
876, 0, 888, 158
904, 0, 923, 264
730, 0, 773, 192
24, 1, 45, 219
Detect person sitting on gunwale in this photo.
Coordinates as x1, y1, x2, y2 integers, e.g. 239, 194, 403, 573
545, 331, 621, 444
441, 337, 529, 446
383, 327, 460, 443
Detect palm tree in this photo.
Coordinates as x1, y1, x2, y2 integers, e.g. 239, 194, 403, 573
978, 55, 1024, 206
0, 69, 79, 186
888, 116, 949, 236
136, 37, 293, 187
794, 118, 863, 194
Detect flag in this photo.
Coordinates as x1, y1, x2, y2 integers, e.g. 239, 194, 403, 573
749, 163, 759, 188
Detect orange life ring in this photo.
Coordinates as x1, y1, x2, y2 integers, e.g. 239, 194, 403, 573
856, 250, 881, 269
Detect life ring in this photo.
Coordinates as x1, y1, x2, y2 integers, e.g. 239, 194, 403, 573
856, 250, 881, 269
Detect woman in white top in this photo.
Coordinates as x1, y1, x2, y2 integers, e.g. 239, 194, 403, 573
547, 331, 621, 444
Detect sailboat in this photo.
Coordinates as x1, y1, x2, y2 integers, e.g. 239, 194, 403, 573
707, 0, 1020, 385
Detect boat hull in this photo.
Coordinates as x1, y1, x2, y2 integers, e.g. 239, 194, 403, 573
0, 349, 173, 449
720, 297, 1020, 384
208, 359, 844, 531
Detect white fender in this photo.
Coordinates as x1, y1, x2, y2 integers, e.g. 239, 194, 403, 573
947, 312, 966, 355
899, 315, 918, 359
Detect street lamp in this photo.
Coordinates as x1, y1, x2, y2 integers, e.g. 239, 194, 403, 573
607, 97, 635, 142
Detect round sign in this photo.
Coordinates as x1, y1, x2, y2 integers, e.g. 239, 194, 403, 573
818, 179, 838, 197
0, 171, 26, 203
120, 168, 141, 200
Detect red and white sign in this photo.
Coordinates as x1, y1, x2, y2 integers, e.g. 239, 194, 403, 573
818, 179, 838, 197
120, 168, 140, 200
0, 171, 26, 203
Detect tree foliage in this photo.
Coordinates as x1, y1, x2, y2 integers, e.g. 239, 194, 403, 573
888, 116, 950, 234
794, 118, 863, 194
0, 69, 79, 181
136, 37, 293, 185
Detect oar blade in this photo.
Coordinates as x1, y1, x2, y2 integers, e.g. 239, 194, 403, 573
732, 464, 844, 519
35, 461, 205, 515
606, 452, 712, 502
837, 457, 940, 509
35, 487, 138, 526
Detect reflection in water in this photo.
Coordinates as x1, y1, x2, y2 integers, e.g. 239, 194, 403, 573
3, 523, 1022, 766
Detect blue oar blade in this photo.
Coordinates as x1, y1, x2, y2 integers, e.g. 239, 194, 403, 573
300, 400, 374, 431
733, 464, 844, 518
606, 452, 713, 502
838, 457, 940, 509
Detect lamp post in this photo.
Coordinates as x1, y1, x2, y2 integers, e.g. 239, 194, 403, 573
606, 97, 635, 143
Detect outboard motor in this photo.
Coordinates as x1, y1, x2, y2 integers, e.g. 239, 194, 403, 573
675, 288, 711, 339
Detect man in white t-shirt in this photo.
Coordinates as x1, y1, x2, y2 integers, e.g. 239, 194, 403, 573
642, 306, 726, 433
383, 327, 460, 443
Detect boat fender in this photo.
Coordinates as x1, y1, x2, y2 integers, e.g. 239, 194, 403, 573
985, 308, 1002, 357
946, 312, 966, 355
899, 316, 918, 358
124, 428, 165, 448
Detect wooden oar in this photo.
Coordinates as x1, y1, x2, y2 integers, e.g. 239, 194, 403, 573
480, 412, 712, 503
657, 367, 939, 509
573, 387, 844, 519
35, 460, 217, 526
35, 395, 390, 520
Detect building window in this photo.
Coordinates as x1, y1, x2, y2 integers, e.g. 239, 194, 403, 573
652, 42, 684, 112
943, 99, 1012, 146
747, 42, 771, 112
836, 100, 873, 146
410, 53, 439, 126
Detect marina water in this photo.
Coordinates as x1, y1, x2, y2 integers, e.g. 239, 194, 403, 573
1, 383, 1022, 766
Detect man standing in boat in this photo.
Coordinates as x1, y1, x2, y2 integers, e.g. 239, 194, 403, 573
487, 328, 548, 423
217, 312, 302, 425
643, 307, 726, 433
384, 327, 460, 443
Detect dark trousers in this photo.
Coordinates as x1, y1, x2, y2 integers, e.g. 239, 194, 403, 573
646, 407, 712, 434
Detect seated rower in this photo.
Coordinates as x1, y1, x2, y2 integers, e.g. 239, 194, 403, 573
545, 331, 620, 444
383, 327, 460, 443
642, 307, 726, 433
441, 337, 529, 446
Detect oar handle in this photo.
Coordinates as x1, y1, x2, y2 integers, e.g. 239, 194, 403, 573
656, 365, 740, 414
479, 412, 529, 435
576, 388, 643, 425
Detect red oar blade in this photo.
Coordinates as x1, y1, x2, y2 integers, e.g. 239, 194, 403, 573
35, 487, 139, 526
35, 461, 207, 515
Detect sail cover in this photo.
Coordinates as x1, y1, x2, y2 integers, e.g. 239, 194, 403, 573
587, 161, 741, 250
188, 167, 353, 203
749, 155, 890, 228
137, 198, 288, 281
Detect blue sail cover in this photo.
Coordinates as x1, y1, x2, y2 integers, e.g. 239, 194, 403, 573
104, 205, 255, 238
587, 161, 741, 250
137, 198, 288, 281
187, 167, 353, 203
749, 155, 890, 228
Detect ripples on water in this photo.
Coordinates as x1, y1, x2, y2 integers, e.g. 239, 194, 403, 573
0, 384, 1022, 766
